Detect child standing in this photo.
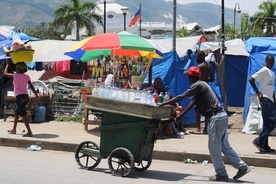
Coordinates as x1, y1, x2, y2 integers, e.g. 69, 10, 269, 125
4, 60, 39, 137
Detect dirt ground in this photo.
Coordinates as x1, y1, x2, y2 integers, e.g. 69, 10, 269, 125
227, 106, 244, 132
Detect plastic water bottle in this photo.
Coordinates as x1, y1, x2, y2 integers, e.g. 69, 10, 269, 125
111, 85, 118, 100
164, 92, 170, 102
92, 84, 99, 97
158, 92, 164, 103
128, 87, 135, 102
98, 85, 103, 98
152, 90, 158, 103
105, 85, 112, 99
117, 88, 124, 101
123, 87, 129, 101
146, 90, 153, 105
134, 87, 141, 103
140, 90, 148, 104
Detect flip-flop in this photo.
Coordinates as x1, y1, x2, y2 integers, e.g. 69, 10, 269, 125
23, 133, 33, 137
7, 130, 16, 134
189, 130, 203, 134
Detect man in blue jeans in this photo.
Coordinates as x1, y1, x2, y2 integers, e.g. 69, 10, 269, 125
249, 54, 276, 153
159, 66, 251, 181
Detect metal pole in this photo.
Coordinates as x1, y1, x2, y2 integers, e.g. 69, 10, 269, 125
104, 0, 106, 33
123, 13, 126, 31
221, 0, 225, 55
139, 4, 142, 36
234, 8, 236, 29
172, 0, 176, 50
233, 3, 241, 30
221, 0, 228, 113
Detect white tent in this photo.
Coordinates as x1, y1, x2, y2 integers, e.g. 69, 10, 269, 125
148, 35, 203, 57
29, 40, 78, 62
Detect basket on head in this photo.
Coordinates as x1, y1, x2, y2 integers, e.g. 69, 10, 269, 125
5, 48, 34, 64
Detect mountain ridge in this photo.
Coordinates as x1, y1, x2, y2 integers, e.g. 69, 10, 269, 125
0, 0, 236, 29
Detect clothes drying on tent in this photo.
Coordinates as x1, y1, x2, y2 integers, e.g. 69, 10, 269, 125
70, 60, 87, 74
53, 60, 70, 73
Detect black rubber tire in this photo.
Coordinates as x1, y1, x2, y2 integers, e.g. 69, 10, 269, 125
75, 141, 101, 170
134, 158, 152, 172
108, 147, 134, 177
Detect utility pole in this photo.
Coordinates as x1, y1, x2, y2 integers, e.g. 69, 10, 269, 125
104, 0, 106, 33
172, 0, 176, 51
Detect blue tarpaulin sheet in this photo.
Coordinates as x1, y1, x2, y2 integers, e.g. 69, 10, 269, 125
145, 50, 223, 125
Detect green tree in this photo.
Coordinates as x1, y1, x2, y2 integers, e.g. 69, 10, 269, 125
250, 0, 276, 37
224, 24, 237, 40
24, 22, 66, 40
53, 0, 103, 41
240, 14, 263, 39
177, 26, 190, 37
217, 24, 239, 41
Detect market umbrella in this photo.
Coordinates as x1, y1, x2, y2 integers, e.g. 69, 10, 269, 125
64, 31, 162, 61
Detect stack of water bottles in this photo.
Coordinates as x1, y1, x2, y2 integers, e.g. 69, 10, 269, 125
91, 84, 170, 106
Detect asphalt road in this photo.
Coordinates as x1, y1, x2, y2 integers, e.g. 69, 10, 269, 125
0, 146, 275, 184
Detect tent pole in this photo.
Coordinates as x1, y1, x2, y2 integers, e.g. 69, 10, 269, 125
220, 0, 228, 113
140, 57, 153, 88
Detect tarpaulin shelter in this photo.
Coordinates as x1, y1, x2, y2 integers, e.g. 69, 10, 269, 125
29, 40, 78, 62
142, 36, 223, 125
200, 40, 249, 107
6, 31, 38, 42
144, 49, 223, 125
224, 44, 249, 106
242, 37, 276, 134
144, 37, 251, 125
0, 34, 6, 41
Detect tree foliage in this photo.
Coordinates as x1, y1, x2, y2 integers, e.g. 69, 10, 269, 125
53, 0, 103, 41
24, 22, 66, 40
250, 0, 276, 37
177, 26, 190, 37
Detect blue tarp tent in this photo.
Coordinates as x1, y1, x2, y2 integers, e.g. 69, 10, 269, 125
225, 55, 249, 106
6, 31, 38, 41
145, 50, 223, 125
0, 40, 12, 61
242, 37, 276, 122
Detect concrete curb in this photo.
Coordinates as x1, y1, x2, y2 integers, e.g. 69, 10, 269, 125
1, 138, 275, 168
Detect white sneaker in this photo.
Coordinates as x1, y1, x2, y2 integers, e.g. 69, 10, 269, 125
176, 131, 184, 136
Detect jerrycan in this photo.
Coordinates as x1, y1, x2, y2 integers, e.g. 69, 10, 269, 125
34, 103, 46, 123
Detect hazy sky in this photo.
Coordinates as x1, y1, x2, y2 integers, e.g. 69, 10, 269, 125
168, 0, 264, 16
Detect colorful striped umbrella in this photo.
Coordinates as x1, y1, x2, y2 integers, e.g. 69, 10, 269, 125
64, 32, 162, 61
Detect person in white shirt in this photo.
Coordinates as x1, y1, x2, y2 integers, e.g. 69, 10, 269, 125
249, 54, 276, 153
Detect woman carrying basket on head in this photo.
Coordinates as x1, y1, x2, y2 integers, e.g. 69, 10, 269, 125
4, 60, 39, 137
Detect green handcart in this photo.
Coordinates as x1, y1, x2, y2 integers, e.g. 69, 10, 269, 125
75, 96, 173, 177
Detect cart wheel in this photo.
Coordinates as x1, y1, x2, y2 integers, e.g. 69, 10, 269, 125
108, 147, 134, 177
134, 158, 152, 172
75, 141, 101, 170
